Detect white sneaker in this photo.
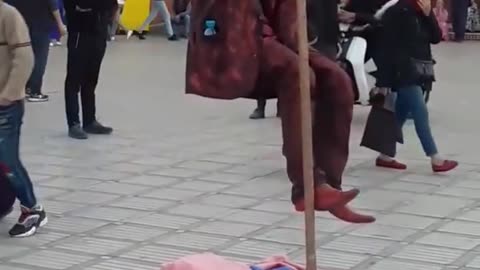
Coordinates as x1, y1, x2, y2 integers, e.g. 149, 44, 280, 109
126, 30, 133, 40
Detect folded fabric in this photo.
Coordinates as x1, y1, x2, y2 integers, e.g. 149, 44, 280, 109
161, 253, 304, 270
162, 253, 250, 270
253, 255, 305, 270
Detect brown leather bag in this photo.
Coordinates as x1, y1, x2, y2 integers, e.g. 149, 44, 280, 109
185, 0, 263, 100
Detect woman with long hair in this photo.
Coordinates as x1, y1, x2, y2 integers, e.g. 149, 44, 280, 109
373, 0, 458, 172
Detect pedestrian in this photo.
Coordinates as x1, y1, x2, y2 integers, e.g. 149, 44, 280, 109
433, 0, 450, 40
451, 0, 471, 41
64, 0, 117, 139
172, 0, 191, 38
338, 0, 389, 62
5, 0, 66, 103
0, 0, 47, 237
373, 0, 458, 172
108, 0, 125, 41
466, 0, 480, 32
129, 0, 178, 41
49, 0, 65, 46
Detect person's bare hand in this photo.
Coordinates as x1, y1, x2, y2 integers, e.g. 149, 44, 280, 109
338, 9, 356, 23
418, 0, 432, 16
58, 24, 67, 36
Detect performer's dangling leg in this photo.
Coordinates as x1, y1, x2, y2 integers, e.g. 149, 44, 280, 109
310, 52, 375, 223
310, 52, 353, 190
260, 38, 360, 213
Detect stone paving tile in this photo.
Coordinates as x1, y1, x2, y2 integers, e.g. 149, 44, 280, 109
391, 244, 465, 265
365, 259, 443, 270
10, 250, 93, 269
221, 240, 300, 259
1, 41, 479, 270
156, 232, 232, 251
83, 258, 159, 270
192, 221, 263, 237
117, 175, 180, 187
55, 236, 134, 256
93, 224, 170, 242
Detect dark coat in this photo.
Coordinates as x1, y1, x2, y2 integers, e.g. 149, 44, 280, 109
374, 0, 442, 88
344, 0, 387, 61
307, 0, 339, 59
345, 0, 386, 25
173, 0, 190, 15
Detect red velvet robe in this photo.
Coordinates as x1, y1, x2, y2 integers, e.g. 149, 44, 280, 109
186, 0, 374, 223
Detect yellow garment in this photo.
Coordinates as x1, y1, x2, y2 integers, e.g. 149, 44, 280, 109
120, 0, 150, 31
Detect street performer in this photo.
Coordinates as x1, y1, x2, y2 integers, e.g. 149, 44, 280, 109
186, 0, 375, 223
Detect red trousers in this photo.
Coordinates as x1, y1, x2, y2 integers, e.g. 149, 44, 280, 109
254, 37, 354, 202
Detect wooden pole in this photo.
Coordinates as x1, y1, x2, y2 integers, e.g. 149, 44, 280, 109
295, 0, 317, 270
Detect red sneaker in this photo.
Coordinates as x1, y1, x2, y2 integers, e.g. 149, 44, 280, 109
376, 158, 407, 170
294, 184, 359, 212
329, 205, 376, 223
432, 160, 458, 173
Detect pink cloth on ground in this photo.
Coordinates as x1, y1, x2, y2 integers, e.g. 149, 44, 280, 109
161, 253, 304, 270
162, 253, 250, 270
433, 7, 450, 40
254, 255, 305, 270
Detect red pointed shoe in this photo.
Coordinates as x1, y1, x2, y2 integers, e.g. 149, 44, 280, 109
294, 184, 359, 212
432, 160, 458, 173
376, 158, 407, 170
329, 205, 376, 223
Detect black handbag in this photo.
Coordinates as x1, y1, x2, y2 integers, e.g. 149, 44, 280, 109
361, 92, 403, 157
361, 105, 404, 157
410, 58, 436, 82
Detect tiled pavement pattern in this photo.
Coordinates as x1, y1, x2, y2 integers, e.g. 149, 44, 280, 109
0, 38, 479, 270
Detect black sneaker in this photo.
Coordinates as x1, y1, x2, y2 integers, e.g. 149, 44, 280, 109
9, 205, 47, 238
69, 124, 88, 140
135, 31, 146, 40
249, 108, 265, 119
27, 94, 49, 102
25, 88, 32, 98
84, 120, 113, 135
168, 34, 178, 41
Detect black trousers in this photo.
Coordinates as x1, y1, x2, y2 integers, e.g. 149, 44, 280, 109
65, 32, 107, 127
451, 0, 470, 41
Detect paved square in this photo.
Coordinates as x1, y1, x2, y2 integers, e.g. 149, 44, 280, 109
1, 37, 479, 270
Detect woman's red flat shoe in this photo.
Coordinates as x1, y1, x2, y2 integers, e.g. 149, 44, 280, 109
432, 160, 458, 173
375, 158, 407, 170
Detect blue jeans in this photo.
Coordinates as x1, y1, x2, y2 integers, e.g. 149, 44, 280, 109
27, 31, 51, 95
395, 85, 438, 157
0, 101, 37, 208
173, 14, 191, 36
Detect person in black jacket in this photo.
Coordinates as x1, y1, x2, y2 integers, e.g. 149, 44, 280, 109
451, 0, 471, 41
373, 0, 458, 172
338, 0, 388, 62
64, 0, 117, 139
